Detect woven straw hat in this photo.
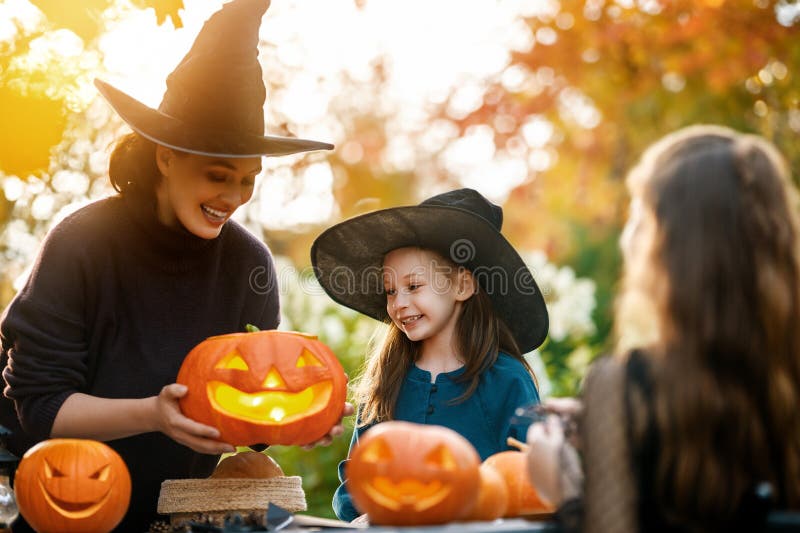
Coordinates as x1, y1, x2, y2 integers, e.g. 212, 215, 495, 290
157, 476, 306, 523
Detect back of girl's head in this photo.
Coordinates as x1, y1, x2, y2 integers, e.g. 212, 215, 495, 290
354, 247, 529, 425
108, 132, 161, 198
619, 125, 800, 520
625, 125, 800, 374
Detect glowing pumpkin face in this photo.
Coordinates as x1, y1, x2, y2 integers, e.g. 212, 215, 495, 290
347, 421, 481, 525
14, 439, 131, 533
177, 330, 347, 446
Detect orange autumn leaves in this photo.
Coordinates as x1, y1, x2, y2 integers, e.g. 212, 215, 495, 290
440, 0, 799, 257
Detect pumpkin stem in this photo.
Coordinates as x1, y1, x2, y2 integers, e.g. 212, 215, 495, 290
507, 436, 530, 452
245, 324, 261, 333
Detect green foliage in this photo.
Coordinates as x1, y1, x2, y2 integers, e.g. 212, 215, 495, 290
539, 222, 622, 397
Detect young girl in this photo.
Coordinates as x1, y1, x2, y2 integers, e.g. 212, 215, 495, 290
527, 125, 800, 532
311, 188, 550, 521
0, 1, 347, 531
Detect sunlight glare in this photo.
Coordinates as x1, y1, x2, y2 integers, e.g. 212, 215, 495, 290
0, 0, 43, 43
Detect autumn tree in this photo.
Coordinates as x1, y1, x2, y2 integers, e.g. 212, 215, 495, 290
433, 0, 799, 256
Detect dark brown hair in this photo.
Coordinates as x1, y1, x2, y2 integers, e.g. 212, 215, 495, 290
618, 125, 800, 526
355, 249, 536, 425
108, 132, 161, 197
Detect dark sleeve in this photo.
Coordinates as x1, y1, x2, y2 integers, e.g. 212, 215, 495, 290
332, 411, 370, 521
582, 357, 638, 533
0, 220, 90, 443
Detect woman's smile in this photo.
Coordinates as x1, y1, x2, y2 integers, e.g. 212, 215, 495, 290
201, 204, 230, 225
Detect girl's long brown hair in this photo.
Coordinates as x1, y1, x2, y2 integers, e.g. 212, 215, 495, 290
355, 250, 536, 425
617, 125, 800, 527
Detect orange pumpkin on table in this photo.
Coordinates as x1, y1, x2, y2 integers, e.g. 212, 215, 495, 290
210, 450, 284, 479
484, 449, 554, 517
465, 463, 509, 521
177, 330, 347, 446
14, 439, 131, 533
346, 421, 481, 526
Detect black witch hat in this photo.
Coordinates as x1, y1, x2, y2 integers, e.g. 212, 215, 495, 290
311, 189, 549, 353
95, 0, 333, 157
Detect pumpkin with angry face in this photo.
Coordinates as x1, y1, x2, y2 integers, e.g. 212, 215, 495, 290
347, 421, 481, 525
14, 439, 131, 533
177, 330, 347, 446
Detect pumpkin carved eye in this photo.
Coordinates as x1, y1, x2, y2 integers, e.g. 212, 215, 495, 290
424, 445, 457, 471
89, 465, 110, 482
296, 350, 322, 367
215, 352, 249, 371
44, 460, 65, 478
361, 438, 393, 463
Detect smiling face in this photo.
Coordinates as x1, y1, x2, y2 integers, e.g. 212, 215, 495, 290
14, 439, 131, 533
154, 145, 261, 239
383, 248, 474, 348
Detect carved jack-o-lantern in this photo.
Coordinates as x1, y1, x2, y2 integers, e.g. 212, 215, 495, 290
347, 421, 481, 525
177, 330, 347, 446
14, 439, 131, 533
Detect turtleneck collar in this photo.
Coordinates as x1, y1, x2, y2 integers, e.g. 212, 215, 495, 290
121, 191, 223, 272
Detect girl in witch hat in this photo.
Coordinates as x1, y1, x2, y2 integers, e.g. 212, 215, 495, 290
0, 1, 349, 530
310, 188, 550, 522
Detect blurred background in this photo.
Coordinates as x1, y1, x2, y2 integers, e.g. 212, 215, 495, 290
0, 0, 798, 518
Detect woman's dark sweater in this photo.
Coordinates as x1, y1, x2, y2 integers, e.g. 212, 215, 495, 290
0, 193, 280, 532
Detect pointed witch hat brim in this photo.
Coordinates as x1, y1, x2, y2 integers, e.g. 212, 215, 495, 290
94, 79, 333, 157
95, 0, 333, 158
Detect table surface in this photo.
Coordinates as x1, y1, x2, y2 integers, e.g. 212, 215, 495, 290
280, 518, 560, 533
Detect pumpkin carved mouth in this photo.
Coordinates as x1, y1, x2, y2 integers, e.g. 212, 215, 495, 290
362, 476, 452, 511
208, 381, 333, 423
38, 480, 111, 519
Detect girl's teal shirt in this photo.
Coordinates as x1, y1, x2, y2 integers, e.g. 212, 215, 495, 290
332, 352, 540, 521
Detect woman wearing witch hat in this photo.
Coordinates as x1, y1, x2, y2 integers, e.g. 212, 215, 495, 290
0, 0, 346, 530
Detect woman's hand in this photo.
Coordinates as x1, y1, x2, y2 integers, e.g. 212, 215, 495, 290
526, 414, 567, 506
154, 384, 235, 455
538, 397, 582, 450
301, 401, 355, 450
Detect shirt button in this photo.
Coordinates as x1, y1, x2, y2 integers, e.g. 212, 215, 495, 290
430, 385, 438, 393
427, 405, 435, 415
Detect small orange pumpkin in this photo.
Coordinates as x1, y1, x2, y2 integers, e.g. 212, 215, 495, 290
210, 451, 284, 479
347, 421, 481, 525
14, 439, 131, 533
177, 330, 347, 446
465, 463, 509, 521
484, 450, 553, 516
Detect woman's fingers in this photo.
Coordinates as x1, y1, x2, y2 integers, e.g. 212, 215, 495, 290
156, 384, 234, 454
541, 397, 583, 416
